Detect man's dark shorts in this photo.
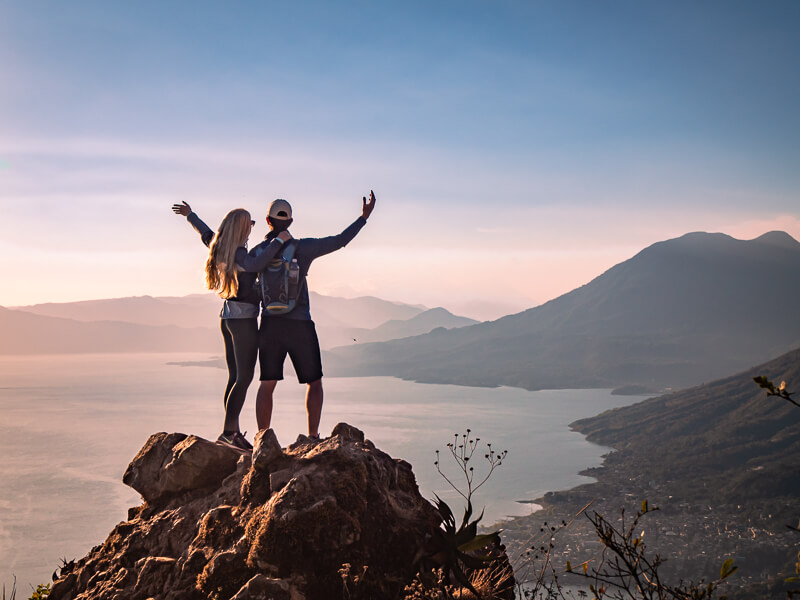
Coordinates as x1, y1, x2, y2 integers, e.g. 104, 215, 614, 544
259, 317, 323, 383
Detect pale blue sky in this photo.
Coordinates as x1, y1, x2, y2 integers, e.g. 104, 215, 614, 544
1, 1, 798, 318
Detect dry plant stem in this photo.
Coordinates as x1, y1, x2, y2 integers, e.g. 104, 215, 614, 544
435, 430, 507, 502
512, 505, 735, 598
773, 391, 800, 409
590, 512, 665, 599
570, 507, 733, 600
511, 500, 595, 597
754, 376, 799, 408
617, 511, 656, 596
2, 576, 16, 600
765, 386, 800, 408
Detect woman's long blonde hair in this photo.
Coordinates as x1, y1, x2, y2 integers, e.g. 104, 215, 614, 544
205, 208, 253, 299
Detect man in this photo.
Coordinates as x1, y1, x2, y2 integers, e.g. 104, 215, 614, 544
254, 191, 376, 437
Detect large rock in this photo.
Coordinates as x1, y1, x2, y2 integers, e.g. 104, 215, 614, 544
49, 423, 447, 600
122, 432, 242, 504
245, 429, 438, 598
251, 428, 283, 471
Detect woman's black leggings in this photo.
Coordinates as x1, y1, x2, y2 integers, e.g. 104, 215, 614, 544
220, 317, 259, 433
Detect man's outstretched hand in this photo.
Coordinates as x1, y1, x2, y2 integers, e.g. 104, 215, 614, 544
362, 190, 376, 220
172, 201, 192, 217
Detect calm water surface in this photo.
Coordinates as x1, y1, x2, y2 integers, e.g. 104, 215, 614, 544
0, 353, 646, 590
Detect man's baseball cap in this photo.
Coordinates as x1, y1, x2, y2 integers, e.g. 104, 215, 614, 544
268, 199, 293, 220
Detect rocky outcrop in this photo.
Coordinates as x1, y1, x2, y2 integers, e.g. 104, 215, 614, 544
122, 433, 242, 504
48, 424, 445, 600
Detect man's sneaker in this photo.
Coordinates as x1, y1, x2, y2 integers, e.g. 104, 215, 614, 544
217, 431, 250, 452
236, 431, 253, 451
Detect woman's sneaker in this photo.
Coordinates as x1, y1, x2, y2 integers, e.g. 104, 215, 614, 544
216, 431, 251, 452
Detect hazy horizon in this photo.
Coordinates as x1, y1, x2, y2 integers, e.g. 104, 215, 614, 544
3, 228, 798, 322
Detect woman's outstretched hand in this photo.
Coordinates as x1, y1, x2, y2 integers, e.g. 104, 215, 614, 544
362, 190, 376, 220
172, 201, 192, 216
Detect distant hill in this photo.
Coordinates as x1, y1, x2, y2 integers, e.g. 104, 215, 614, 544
355, 307, 478, 342
4, 293, 474, 354
309, 293, 437, 348
308, 292, 425, 329
12, 294, 221, 328
498, 346, 800, 599
323, 307, 478, 348
13, 292, 426, 332
572, 346, 800, 502
325, 231, 800, 391
0, 306, 218, 354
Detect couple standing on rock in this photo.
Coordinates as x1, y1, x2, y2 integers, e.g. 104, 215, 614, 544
172, 192, 376, 451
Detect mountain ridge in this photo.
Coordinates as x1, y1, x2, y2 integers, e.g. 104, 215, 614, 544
498, 345, 800, 598
2, 293, 475, 354
325, 231, 800, 391
330, 307, 478, 347
0, 306, 219, 354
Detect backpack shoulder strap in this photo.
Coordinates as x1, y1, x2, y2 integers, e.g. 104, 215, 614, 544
282, 239, 298, 261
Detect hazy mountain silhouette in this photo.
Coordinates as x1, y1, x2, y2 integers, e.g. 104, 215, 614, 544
12, 294, 221, 328
324, 307, 478, 347
325, 231, 800, 391
358, 307, 477, 341
14, 293, 425, 330
4, 293, 472, 354
309, 292, 426, 329
0, 306, 218, 354
309, 293, 440, 347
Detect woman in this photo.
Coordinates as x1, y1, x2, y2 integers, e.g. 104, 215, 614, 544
172, 201, 290, 451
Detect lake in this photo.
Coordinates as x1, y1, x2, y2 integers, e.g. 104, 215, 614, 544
0, 353, 647, 591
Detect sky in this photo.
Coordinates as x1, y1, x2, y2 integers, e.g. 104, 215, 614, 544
1, 1, 799, 320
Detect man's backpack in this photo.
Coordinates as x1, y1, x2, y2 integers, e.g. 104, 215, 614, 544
259, 241, 302, 316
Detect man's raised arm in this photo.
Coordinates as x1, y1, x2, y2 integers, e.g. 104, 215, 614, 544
300, 191, 376, 260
